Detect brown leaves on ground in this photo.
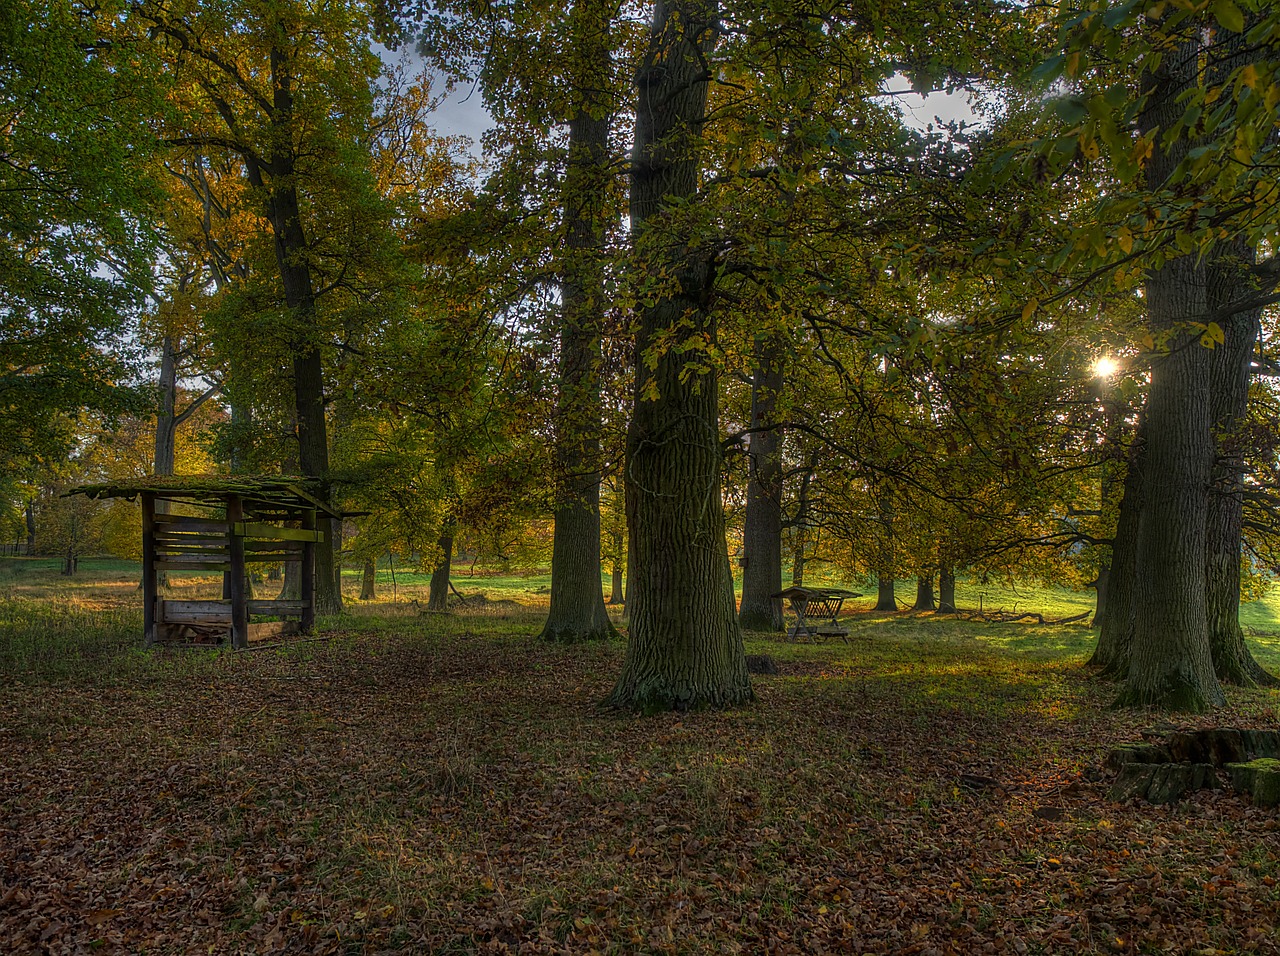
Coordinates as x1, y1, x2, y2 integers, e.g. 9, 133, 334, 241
1, 618, 1279, 954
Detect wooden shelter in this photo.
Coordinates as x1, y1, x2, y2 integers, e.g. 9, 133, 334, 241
71, 476, 339, 649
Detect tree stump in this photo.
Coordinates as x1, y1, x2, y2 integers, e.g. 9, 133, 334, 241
1226, 759, 1280, 808
745, 654, 779, 675
1105, 744, 1170, 772
1108, 762, 1218, 804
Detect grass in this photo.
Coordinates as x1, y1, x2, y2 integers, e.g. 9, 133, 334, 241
2, 559, 1280, 953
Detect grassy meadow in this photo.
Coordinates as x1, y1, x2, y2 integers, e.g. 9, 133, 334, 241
2, 557, 1279, 953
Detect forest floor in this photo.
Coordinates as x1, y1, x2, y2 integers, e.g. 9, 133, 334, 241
2, 560, 1280, 954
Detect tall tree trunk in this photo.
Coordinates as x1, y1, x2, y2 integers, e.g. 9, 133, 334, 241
1205, 242, 1277, 686
1117, 29, 1224, 711
1091, 393, 1124, 627
791, 467, 813, 587
738, 336, 785, 632
360, 555, 376, 601
25, 499, 35, 555
873, 489, 896, 611
541, 0, 615, 644
936, 564, 956, 614
154, 335, 178, 481
606, 0, 752, 712
1089, 420, 1145, 678
246, 37, 340, 615
427, 530, 454, 612
875, 575, 897, 612
609, 560, 624, 605
153, 335, 179, 589
620, 528, 633, 623
913, 576, 935, 611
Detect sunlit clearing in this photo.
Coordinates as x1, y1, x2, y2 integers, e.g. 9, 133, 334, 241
1094, 355, 1119, 379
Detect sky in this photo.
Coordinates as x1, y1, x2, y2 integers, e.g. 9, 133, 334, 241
395, 49, 983, 159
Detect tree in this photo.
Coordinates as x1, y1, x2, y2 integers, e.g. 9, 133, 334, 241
1111, 26, 1224, 710
139, 0, 407, 613
606, 0, 753, 711
538, 0, 619, 644
1, 0, 158, 479
737, 336, 786, 631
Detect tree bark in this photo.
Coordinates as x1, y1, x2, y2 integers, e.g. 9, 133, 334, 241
540, 0, 616, 644
1205, 241, 1277, 686
606, 0, 752, 711
913, 576, 935, 611
244, 36, 340, 615
936, 564, 956, 614
360, 555, 376, 601
153, 335, 179, 589
1089, 420, 1145, 678
873, 489, 896, 611
427, 530, 454, 612
25, 499, 35, 555
738, 336, 785, 632
875, 574, 897, 612
791, 467, 813, 587
608, 559, 623, 605
1117, 30, 1224, 711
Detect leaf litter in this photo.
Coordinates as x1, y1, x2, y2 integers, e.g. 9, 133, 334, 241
1, 616, 1278, 954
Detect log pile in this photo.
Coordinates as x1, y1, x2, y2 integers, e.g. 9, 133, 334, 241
1106, 728, 1280, 807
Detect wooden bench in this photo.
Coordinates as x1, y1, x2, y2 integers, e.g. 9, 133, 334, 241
772, 587, 861, 643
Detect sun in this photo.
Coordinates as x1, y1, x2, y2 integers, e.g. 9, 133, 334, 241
1094, 355, 1119, 379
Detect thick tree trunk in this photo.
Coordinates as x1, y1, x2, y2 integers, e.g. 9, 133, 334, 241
25, 499, 35, 555
606, 0, 752, 711
1205, 241, 1277, 686
790, 468, 813, 587
936, 564, 956, 614
427, 531, 453, 612
738, 337, 785, 632
875, 575, 897, 612
360, 555, 376, 601
540, 4, 615, 643
913, 576, 935, 611
1117, 32, 1224, 711
1090, 420, 1145, 678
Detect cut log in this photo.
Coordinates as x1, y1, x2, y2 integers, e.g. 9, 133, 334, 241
1226, 758, 1280, 808
1105, 744, 1170, 772
1242, 730, 1280, 760
1107, 762, 1218, 804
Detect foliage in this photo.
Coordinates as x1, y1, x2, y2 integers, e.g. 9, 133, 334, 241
0, 0, 161, 474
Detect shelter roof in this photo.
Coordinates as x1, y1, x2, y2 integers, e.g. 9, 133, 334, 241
68, 475, 343, 519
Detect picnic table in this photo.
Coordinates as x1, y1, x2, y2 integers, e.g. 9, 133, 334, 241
771, 587, 861, 643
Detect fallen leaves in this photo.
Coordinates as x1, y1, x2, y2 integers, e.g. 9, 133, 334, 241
1, 616, 1278, 954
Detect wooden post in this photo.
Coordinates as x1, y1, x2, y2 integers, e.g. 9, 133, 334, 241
301, 508, 316, 634
227, 495, 248, 650
141, 493, 158, 647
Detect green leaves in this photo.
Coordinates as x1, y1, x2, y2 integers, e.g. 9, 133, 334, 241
1213, 0, 1246, 34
